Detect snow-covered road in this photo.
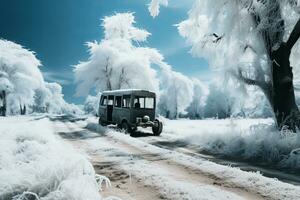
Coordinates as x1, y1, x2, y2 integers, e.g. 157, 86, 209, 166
49, 115, 300, 200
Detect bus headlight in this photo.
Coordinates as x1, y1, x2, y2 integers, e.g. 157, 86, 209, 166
142, 115, 150, 123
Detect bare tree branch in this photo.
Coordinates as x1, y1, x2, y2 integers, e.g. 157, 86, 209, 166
243, 44, 257, 54
287, 18, 300, 51
212, 33, 223, 43
232, 69, 272, 105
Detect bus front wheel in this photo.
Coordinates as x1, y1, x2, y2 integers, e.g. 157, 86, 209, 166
152, 119, 163, 136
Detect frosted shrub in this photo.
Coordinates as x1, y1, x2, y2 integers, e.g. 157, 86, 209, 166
0, 117, 104, 199
192, 121, 300, 169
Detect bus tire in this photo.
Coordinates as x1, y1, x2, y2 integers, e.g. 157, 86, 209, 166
121, 121, 133, 134
152, 119, 163, 136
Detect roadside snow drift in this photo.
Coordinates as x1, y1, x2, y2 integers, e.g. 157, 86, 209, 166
162, 118, 300, 170
0, 116, 102, 200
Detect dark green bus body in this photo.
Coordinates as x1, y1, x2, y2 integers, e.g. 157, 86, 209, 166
98, 89, 156, 127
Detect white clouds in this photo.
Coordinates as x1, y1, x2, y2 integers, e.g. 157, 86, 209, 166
43, 70, 72, 85
148, 0, 195, 17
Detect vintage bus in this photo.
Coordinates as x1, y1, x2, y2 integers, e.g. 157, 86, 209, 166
98, 89, 163, 136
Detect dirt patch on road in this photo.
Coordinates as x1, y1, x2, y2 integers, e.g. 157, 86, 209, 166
93, 159, 168, 200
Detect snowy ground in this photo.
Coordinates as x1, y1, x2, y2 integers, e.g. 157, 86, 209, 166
0, 115, 106, 200
48, 115, 300, 200
2, 115, 300, 199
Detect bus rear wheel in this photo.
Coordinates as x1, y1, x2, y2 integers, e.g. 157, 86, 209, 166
98, 117, 106, 126
152, 119, 163, 136
121, 121, 133, 134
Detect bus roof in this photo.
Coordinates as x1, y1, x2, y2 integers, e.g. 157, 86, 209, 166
102, 89, 155, 97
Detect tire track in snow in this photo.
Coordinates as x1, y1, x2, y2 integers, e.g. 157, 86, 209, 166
51, 119, 166, 200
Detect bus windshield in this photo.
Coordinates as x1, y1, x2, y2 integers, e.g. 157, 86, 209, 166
134, 96, 154, 109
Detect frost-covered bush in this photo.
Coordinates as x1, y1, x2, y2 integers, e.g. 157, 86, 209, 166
33, 82, 83, 115
84, 94, 101, 115
163, 118, 300, 169
182, 119, 300, 169
0, 117, 103, 199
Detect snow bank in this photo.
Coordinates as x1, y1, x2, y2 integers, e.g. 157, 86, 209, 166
0, 116, 103, 200
163, 118, 300, 169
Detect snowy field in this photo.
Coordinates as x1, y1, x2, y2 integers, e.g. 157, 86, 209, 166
0, 116, 106, 200
3, 115, 300, 200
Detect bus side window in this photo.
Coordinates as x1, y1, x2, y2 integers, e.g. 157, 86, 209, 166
115, 96, 122, 107
100, 96, 107, 106
108, 96, 114, 106
122, 95, 131, 108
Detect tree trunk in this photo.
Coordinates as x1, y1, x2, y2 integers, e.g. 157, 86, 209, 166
0, 91, 6, 116
270, 17, 300, 130
271, 43, 300, 130
20, 104, 26, 115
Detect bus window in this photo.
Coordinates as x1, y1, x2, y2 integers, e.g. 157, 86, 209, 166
122, 95, 131, 108
115, 96, 122, 107
145, 97, 154, 109
134, 97, 145, 109
108, 96, 114, 106
100, 96, 107, 106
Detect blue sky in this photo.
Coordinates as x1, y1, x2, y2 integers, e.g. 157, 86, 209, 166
0, 0, 209, 104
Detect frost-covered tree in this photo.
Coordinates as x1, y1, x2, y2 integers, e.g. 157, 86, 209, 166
203, 83, 235, 119
74, 12, 163, 96
149, 0, 300, 130
158, 65, 194, 119
186, 78, 209, 119
148, 0, 168, 17
178, 0, 300, 130
0, 39, 44, 116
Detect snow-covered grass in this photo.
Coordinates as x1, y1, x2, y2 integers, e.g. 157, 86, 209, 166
0, 116, 104, 200
162, 118, 300, 169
